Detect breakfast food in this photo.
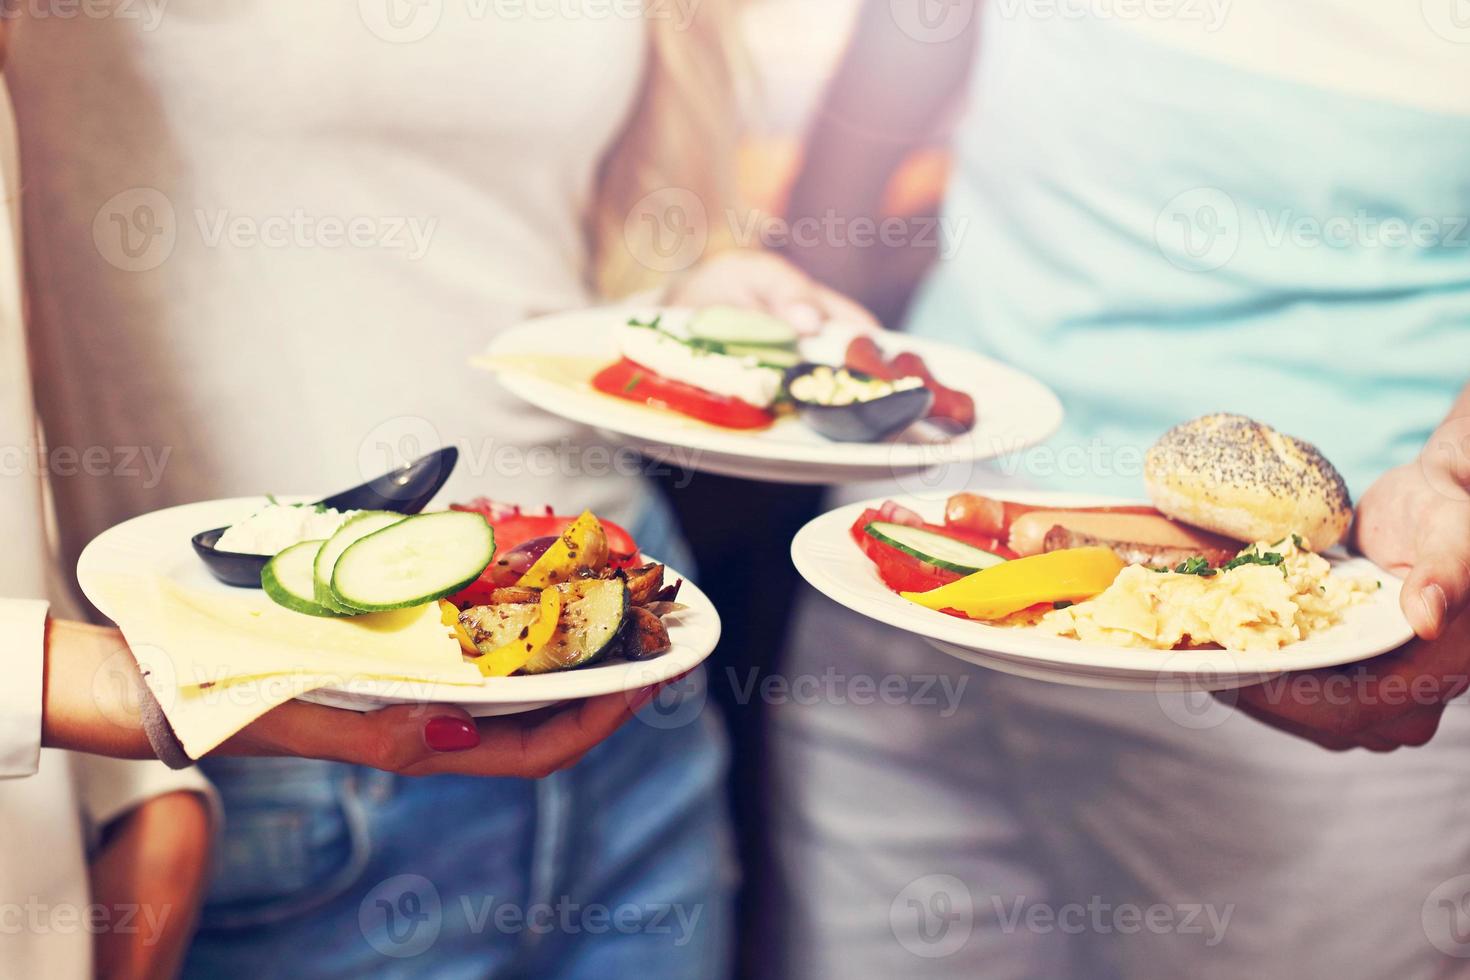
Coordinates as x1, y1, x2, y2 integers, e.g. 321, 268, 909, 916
589, 308, 976, 438
242, 498, 682, 676
851, 415, 1377, 653
1039, 536, 1376, 651
1144, 414, 1352, 551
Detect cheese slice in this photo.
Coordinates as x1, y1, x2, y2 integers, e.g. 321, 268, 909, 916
92, 574, 483, 758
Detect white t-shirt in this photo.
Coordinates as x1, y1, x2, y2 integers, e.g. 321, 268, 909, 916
5, 4, 650, 597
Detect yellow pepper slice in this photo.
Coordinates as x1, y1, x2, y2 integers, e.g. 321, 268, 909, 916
439, 600, 479, 655
517, 510, 609, 588
475, 587, 563, 678
901, 547, 1126, 620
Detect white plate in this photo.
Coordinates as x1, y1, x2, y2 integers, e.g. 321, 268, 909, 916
78, 497, 721, 716
476, 308, 1063, 484
791, 491, 1416, 691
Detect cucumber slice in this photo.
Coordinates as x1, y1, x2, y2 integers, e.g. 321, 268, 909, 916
262, 540, 346, 617
330, 511, 495, 612
688, 306, 798, 347
864, 521, 1009, 575
721, 343, 802, 369
314, 511, 406, 612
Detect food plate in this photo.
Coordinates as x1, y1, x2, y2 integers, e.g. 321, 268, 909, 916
476, 308, 1063, 484
78, 497, 721, 715
791, 491, 1416, 691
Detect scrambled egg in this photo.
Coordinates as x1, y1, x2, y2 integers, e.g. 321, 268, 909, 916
1037, 537, 1377, 652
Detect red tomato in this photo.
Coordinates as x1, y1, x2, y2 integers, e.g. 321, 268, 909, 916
591, 358, 774, 431
848, 502, 1017, 595
447, 500, 641, 606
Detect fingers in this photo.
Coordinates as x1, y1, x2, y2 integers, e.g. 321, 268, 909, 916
1404, 503, 1470, 639
222, 700, 484, 771
807, 284, 883, 332
402, 686, 653, 778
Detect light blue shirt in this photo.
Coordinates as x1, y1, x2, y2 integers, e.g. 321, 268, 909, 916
907, 11, 1470, 499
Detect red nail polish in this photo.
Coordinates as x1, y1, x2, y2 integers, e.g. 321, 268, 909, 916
424, 716, 479, 752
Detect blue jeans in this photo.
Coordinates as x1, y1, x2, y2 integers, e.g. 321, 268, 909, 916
185, 502, 735, 979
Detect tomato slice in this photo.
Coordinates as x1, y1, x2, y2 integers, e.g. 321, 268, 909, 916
848, 502, 1017, 595
592, 357, 774, 431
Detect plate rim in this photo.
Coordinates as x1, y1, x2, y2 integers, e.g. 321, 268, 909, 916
77, 496, 722, 706
791, 490, 1416, 678
477, 306, 1064, 472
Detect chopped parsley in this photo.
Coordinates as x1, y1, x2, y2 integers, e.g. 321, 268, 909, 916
626, 314, 663, 331
1221, 548, 1286, 573
1173, 556, 1217, 577
622, 371, 644, 394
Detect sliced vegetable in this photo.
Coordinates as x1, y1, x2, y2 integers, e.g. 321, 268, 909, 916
687, 306, 798, 347
472, 586, 563, 678
517, 510, 609, 588
439, 599, 479, 655
900, 547, 1126, 621
524, 578, 628, 674
262, 540, 344, 618
864, 521, 1009, 575
621, 606, 672, 661
721, 343, 802, 368
459, 577, 629, 674
330, 511, 495, 612
591, 357, 774, 431
314, 511, 405, 612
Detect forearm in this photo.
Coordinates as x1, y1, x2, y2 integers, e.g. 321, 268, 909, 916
785, 0, 978, 307
90, 791, 212, 980
42, 618, 155, 760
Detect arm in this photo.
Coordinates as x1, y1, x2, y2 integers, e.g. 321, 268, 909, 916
1235, 381, 1470, 749
88, 790, 211, 980
783, 0, 979, 317
37, 616, 656, 777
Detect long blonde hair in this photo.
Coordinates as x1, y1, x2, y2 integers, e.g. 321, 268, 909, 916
588, 0, 745, 298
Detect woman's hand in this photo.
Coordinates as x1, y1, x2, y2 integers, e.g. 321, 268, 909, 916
1234, 424, 1470, 750
44, 619, 656, 777
664, 249, 881, 334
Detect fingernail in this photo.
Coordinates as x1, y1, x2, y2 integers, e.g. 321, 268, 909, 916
424, 716, 479, 752
1414, 584, 1448, 639
629, 685, 659, 712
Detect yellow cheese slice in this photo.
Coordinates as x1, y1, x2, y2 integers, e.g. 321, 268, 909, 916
93, 574, 483, 758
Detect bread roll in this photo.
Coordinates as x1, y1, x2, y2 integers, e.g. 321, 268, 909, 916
1144, 414, 1352, 551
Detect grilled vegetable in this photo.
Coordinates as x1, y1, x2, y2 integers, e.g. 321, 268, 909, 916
516, 510, 609, 589
474, 587, 563, 678
620, 606, 672, 661
619, 563, 665, 606
459, 577, 629, 675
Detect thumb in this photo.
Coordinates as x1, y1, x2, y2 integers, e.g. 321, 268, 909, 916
1404, 503, 1470, 641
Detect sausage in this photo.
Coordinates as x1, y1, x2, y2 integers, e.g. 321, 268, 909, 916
1041, 526, 1239, 569
944, 492, 1162, 539
1009, 510, 1241, 558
